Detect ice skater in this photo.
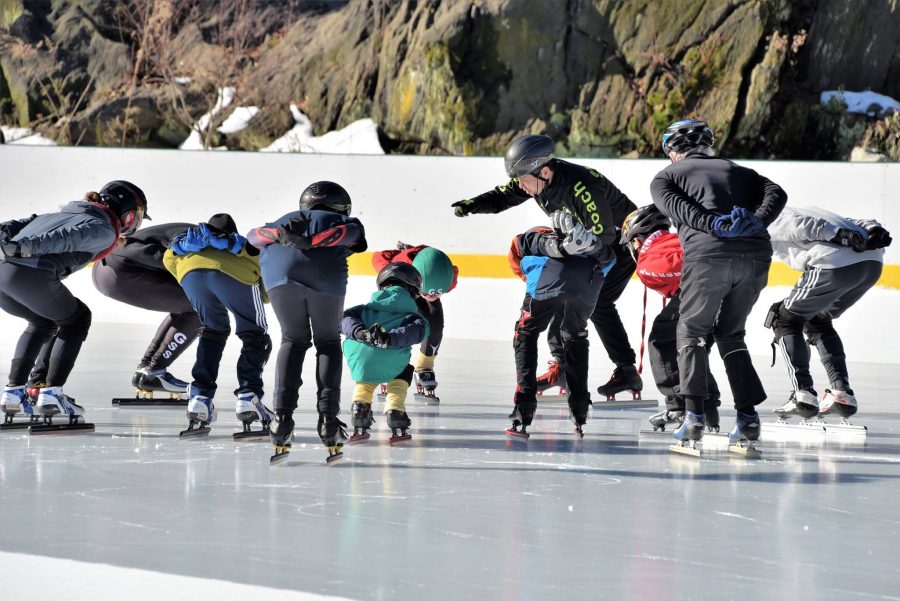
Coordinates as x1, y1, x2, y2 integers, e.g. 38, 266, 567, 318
0, 180, 148, 432
245, 181, 366, 463
618, 205, 722, 433
651, 118, 787, 456
454, 134, 642, 401
92, 222, 200, 402
372, 243, 457, 401
342, 263, 428, 448
765, 206, 891, 423
163, 213, 272, 439
506, 215, 615, 438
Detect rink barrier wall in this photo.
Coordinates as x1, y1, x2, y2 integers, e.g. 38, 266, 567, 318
348, 253, 900, 289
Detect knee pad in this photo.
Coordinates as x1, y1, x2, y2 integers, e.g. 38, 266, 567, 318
199, 326, 229, 345
767, 302, 804, 339
804, 315, 837, 345
57, 300, 92, 341
239, 331, 272, 359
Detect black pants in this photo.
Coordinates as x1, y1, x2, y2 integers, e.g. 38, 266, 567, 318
92, 261, 200, 370
0, 262, 92, 387
648, 293, 720, 412
546, 243, 636, 367
415, 296, 444, 357
677, 255, 770, 413
513, 293, 598, 420
772, 261, 882, 394
269, 283, 344, 417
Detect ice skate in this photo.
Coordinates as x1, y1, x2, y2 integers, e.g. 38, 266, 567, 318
774, 389, 819, 422
269, 414, 294, 465
536, 360, 568, 401
318, 413, 348, 463
705, 402, 720, 433
596, 365, 643, 400
728, 411, 762, 458
569, 408, 588, 439
30, 386, 94, 435
233, 392, 274, 441
413, 369, 440, 403
348, 401, 375, 444
817, 390, 866, 436
179, 392, 215, 438
669, 411, 704, 457
385, 410, 412, 445
505, 405, 533, 440
114, 368, 190, 406
649, 409, 684, 432
1, 386, 41, 432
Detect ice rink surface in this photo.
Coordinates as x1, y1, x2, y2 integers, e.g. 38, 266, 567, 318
2, 324, 900, 601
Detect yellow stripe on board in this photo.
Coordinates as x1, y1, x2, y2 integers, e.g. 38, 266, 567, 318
349, 252, 900, 289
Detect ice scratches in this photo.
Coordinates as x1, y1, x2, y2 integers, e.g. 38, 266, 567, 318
713, 511, 759, 523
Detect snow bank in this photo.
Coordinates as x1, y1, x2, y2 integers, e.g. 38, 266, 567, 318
820, 90, 900, 117
261, 104, 383, 154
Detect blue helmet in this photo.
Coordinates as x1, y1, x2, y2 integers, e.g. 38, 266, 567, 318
660, 119, 714, 155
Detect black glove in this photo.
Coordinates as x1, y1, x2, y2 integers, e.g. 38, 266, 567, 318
865, 226, 892, 250
831, 228, 867, 252
277, 216, 312, 250
353, 324, 391, 348
451, 199, 475, 217
396, 241, 413, 250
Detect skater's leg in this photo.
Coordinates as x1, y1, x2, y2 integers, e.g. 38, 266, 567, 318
384, 364, 414, 413
146, 310, 202, 370
545, 308, 566, 365
353, 383, 378, 403
0, 296, 56, 385
269, 285, 312, 414
589, 244, 637, 367
44, 299, 92, 387
415, 296, 444, 358
648, 295, 680, 403
180, 271, 232, 400
770, 302, 816, 393
307, 290, 344, 419
513, 295, 559, 405
712, 257, 770, 413
559, 298, 594, 422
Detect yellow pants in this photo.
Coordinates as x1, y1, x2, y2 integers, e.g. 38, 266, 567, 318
353, 380, 409, 413
413, 351, 435, 371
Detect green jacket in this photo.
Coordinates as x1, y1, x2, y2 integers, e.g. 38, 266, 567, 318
341, 286, 429, 383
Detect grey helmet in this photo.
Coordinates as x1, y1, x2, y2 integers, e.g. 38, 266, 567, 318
504, 134, 555, 178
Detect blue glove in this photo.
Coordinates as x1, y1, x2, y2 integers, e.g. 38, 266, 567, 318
171, 226, 208, 255
710, 214, 734, 237
731, 207, 767, 237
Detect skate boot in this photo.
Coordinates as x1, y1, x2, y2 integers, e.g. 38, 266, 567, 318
728, 411, 762, 458
139, 369, 189, 398
318, 413, 349, 463
536, 360, 567, 396
269, 414, 294, 465
670, 411, 704, 456
774, 389, 819, 421
180, 391, 215, 438
131, 367, 147, 389
819, 389, 858, 421
414, 369, 440, 403
569, 407, 588, 439
596, 365, 643, 401
349, 401, 375, 444
31, 387, 93, 434
704, 401, 720, 433
385, 410, 412, 445
649, 409, 684, 432
1, 386, 40, 431
506, 404, 534, 439
233, 392, 275, 441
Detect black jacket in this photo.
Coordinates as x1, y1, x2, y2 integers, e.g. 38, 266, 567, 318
650, 153, 787, 260
467, 159, 636, 246
103, 222, 193, 273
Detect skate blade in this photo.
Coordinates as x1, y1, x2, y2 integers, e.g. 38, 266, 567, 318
412, 393, 440, 404
593, 399, 659, 410
178, 426, 211, 439
821, 422, 867, 437
505, 428, 530, 440
112, 397, 187, 407
669, 443, 701, 457
639, 428, 673, 439
29, 422, 95, 435
1, 419, 41, 432
762, 421, 827, 442
325, 450, 344, 464
389, 434, 412, 445
348, 433, 370, 445
232, 429, 269, 442
536, 393, 568, 403
269, 448, 291, 465
728, 444, 762, 459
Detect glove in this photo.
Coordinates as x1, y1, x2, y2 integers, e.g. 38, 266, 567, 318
355, 324, 390, 348
560, 223, 600, 256
451, 199, 475, 217
710, 214, 734, 237
0, 240, 20, 259
865, 226, 892, 250
831, 228, 866, 252
551, 210, 577, 235
277, 216, 312, 250
730, 207, 767, 237
396, 241, 413, 250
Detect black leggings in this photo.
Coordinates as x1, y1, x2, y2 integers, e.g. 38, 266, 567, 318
0, 262, 92, 387
415, 296, 444, 356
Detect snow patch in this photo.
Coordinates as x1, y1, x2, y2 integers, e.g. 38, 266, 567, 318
179, 87, 236, 150
820, 90, 900, 118
261, 103, 383, 154
217, 106, 259, 135
1, 126, 57, 145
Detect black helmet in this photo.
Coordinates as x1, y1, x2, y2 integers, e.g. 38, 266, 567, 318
621, 205, 671, 262
661, 118, 714, 155
504, 134, 555, 178
376, 262, 422, 298
99, 180, 148, 236
298, 181, 352, 215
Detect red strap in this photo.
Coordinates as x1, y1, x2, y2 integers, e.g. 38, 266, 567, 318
637, 285, 647, 375
88, 202, 122, 262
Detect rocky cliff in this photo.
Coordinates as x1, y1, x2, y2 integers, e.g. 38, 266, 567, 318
1, 0, 898, 159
